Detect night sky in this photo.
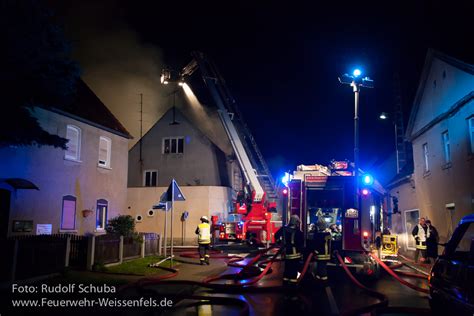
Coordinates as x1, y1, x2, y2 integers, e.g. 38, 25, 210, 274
50, 0, 474, 179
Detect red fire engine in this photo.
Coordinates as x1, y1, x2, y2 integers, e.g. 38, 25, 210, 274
285, 161, 385, 273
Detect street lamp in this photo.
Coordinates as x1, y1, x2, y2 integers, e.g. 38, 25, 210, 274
379, 112, 388, 120
338, 69, 374, 211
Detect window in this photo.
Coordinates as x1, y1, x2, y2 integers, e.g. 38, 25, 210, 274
469, 117, 474, 154
61, 195, 76, 230
163, 137, 184, 154
423, 143, 429, 172
98, 136, 111, 168
144, 170, 158, 187
96, 199, 108, 231
442, 131, 451, 163
65, 125, 81, 161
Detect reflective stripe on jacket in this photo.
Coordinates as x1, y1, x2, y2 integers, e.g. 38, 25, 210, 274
414, 224, 430, 250
197, 223, 211, 244
275, 226, 303, 259
286, 230, 302, 259
315, 233, 332, 260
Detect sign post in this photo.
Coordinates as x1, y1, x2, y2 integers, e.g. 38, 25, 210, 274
165, 179, 186, 267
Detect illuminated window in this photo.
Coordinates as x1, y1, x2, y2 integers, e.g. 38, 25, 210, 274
423, 143, 429, 172
61, 195, 76, 230
442, 131, 451, 163
469, 117, 474, 154
144, 170, 158, 187
96, 199, 108, 231
98, 136, 111, 168
65, 125, 81, 161
163, 137, 184, 154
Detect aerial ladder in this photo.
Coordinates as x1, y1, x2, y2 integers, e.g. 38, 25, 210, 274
180, 51, 278, 244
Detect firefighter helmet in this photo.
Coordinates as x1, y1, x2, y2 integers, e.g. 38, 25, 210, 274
200, 216, 209, 223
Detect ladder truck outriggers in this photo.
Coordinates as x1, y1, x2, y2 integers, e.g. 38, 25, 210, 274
179, 52, 280, 245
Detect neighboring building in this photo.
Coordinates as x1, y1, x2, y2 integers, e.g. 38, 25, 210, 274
127, 104, 244, 244
0, 80, 132, 237
384, 161, 419, 254
399, 49, 474, 246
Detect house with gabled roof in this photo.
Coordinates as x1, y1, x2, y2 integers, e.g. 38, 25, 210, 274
396, 49, 474, 248
0, 80, 132, 237
126, 99, 245, 244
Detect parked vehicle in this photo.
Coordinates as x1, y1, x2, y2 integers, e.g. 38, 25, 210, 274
429, 213, 474, 315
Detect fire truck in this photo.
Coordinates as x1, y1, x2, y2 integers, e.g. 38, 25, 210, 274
178, 52, 281, 244
285, 161, 385, 273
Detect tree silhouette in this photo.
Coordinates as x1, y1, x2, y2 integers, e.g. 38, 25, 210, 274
0, 0, 80, 148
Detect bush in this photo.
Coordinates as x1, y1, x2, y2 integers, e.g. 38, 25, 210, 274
106, 215, 135, 237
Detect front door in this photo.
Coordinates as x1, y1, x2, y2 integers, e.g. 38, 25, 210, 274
0, 189, 11, 238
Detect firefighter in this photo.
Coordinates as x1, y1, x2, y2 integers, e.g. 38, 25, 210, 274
313, 217, 332, 281
195, 216, 211, 265
275, 215, 304, 286
412, 217, 430, 263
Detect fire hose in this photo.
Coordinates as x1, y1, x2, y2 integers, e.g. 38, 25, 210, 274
119, 247, 279, 316
119, 247, 432, 316
118, 246, 316, 316
335, 251, 389, 316
370, 253, 430, 294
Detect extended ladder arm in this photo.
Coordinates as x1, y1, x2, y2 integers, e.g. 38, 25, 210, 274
181, 52, 265, 202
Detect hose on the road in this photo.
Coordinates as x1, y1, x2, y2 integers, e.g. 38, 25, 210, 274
335, 251, 388, 316
382, 259, 428, 279
371, 253, 430, 294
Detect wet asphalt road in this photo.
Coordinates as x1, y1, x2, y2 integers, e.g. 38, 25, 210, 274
1, 244, 432, 316
149, 256, 431, 316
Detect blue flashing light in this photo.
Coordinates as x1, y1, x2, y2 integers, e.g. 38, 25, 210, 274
281, 172, 290, 186
363, 174, 374, 185
353, 69, 362, 77
239, 221, 244, 225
